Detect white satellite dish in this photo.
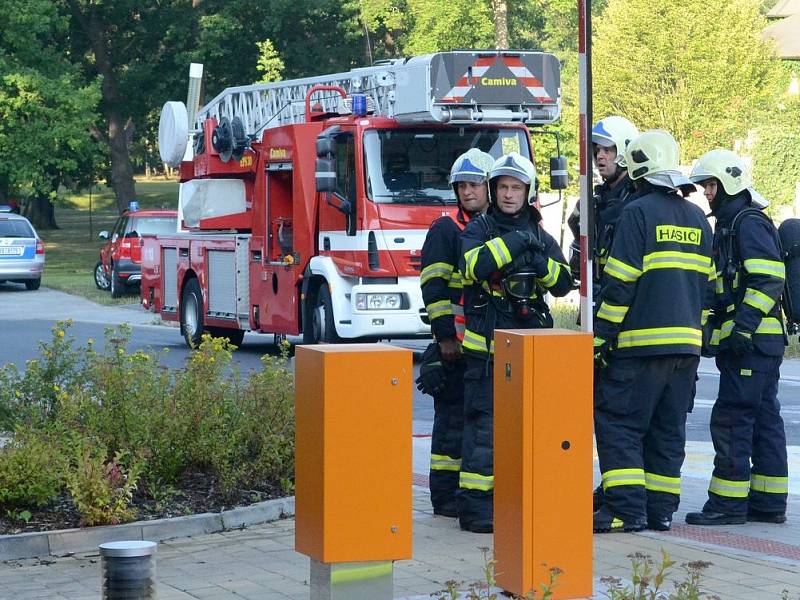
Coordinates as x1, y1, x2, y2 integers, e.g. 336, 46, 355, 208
158, 101, 189, 167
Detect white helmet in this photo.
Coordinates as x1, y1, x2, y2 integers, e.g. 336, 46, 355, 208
625, 129, 693, 190
489, 152, 538, 203
449, 148, 494, 185
592, 116, 640, 167
689, 149, 768, 208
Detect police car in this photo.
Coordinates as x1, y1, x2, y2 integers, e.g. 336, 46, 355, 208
0, 209, 45, 291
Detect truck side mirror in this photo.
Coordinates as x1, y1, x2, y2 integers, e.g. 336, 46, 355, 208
315, 157, 337, 194
99, 231, 109, 240
550, 156, 569, 190
315, 126, 341, 195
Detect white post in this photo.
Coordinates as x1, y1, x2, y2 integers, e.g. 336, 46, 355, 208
577, 0, 594, 333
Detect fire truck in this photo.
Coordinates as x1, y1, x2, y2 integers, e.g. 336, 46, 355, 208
141, 51, 566, 347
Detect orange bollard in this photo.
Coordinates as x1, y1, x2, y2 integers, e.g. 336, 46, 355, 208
494, 329, 593, 599
294, 343, 412, 599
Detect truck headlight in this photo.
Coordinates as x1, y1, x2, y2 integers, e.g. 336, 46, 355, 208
355, 293, 403, 310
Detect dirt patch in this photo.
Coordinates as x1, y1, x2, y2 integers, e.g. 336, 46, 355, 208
0, 469, 284, 535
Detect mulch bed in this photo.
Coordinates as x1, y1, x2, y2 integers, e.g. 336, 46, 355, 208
0, 469, 284, 536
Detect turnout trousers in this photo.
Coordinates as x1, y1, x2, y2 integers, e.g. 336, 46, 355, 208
595, 355, 699, 523
429, 359, 466, 511
456, 356, 494, 525
703, 354, 788, 515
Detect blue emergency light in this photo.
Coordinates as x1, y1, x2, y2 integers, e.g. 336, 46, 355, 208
129, 201, 140, 212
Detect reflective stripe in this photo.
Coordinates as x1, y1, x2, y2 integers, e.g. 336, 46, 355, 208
420, 261, 454, 286
708, 268, 717, 282
604, 257, 642, 283
597, 301, 629, 324
617, 327, 702, 348
331, 561, 393, 584
538, 257, 561, 288
451, 304, 464, 317
464, 247, 481, 281
743, 287, 776, 315
712, 317, 783, 346
601, 468, 645, 490
642, 251, 712, 274
448, 271, 464, 289
701, 309, 711, 326
716, 273, 724, 294
486, 237, 512, 269
709, 476, 750, 498
751, 473, 789, 494
426, 299, 453, 320
463, 328, 495, 354
743, 258, 785, 279
645, 472, 681, 495
430, 453, 462, 472
459, 471, 494, 491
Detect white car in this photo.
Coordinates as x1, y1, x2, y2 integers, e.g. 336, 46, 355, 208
0, 212, 45, 290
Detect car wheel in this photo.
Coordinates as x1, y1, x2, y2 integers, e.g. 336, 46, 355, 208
94, 261, 110, 290
208, 326, 245, 347
25, 278, 41, 291
180, 277, 205, 348
303, 284, 342, 344
110, 263, 125, 298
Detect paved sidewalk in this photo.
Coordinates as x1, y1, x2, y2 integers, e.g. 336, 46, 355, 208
2, 484, 800, 600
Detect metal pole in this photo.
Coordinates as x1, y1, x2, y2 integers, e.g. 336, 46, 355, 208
578, 0, 594, 333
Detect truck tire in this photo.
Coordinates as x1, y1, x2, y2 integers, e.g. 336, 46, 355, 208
181, 277, 205, 348
94, 261, 110, 290
208, 326, 245, 347
303, 283, 342, 344
110, 263, 125, 298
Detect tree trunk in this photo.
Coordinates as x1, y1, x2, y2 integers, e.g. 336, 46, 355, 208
492, 0, 509, 50
24, 197, 59, 230
68, 0, 136, 214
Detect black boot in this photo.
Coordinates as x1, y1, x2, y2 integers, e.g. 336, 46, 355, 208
460, 519, 493, 534
685, 511, 746, 526
747, 508, 786, 524
646, 515, 672, 531
593, 506, 645, 533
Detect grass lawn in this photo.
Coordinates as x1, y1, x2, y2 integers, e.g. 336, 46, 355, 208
39, 177, 179, 305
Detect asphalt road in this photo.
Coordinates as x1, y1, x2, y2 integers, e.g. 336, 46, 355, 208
3, 284, 800, 445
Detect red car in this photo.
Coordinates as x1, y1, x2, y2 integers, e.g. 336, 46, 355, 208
95, 208, 178, 298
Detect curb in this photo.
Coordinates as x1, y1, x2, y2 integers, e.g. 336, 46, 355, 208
0, 496, 295, 561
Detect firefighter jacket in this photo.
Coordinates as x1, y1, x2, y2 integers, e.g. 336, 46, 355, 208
459, 206, 572, 358
420, 208, 470, 342
594, 185, 714, 358
568, 174, 635, 281
708, 194, 785, 358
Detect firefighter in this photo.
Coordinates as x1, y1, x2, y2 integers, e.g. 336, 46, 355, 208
417, 148, 494, 518
593, 130, 714, 533
684, 149, 788, 526
457, 152, 573, 533
568, 115, 640, 286
567, 115, 639, 512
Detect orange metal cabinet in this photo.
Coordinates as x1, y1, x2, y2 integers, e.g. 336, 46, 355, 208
494, 329, 593, 599
295, 344, 413, 563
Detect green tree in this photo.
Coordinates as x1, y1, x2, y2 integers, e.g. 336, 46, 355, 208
255, 40, 285, 84
0, 0, 101, 228
592, 0, 780, 161
751, 90, 800, 210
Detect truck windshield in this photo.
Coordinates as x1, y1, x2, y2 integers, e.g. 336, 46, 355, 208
363, 127, 531, 205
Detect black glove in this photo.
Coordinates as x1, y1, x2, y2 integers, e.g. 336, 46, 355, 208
516, 229, 545, 253
727, 329, 754, 357
415, 343, 447, 396
594, 336, 613, 370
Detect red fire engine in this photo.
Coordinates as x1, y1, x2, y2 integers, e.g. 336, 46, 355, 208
141, 51, 565, 347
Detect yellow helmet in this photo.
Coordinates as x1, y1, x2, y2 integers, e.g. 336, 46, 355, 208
625, 129, 693, 190
689, 148, 767, 207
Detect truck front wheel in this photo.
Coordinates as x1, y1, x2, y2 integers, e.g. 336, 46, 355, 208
181, 277, 205, 348
303, 284, 342, 344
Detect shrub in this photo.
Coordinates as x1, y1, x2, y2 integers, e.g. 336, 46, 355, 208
0, 428, 68, 508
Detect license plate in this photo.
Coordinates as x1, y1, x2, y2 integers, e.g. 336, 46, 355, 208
0, 246, 23, 256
